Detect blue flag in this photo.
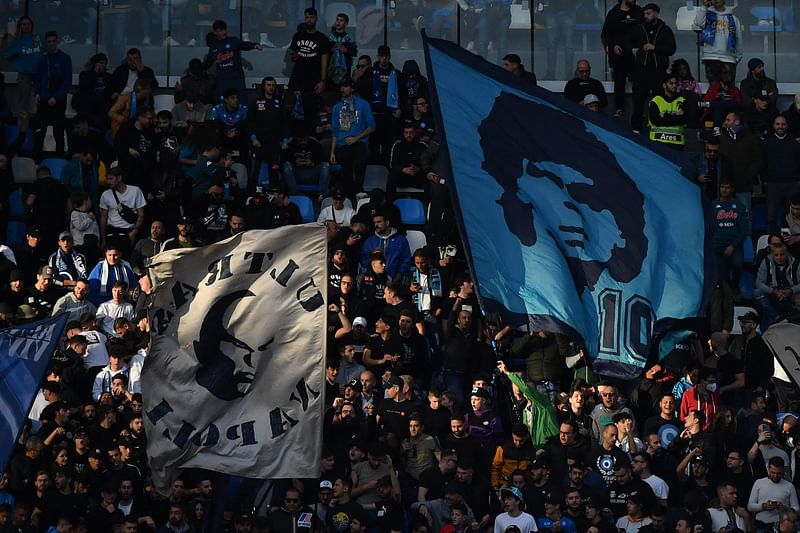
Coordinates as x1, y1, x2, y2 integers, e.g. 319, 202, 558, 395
424, 37, 712, 379
0, 314, 68, 474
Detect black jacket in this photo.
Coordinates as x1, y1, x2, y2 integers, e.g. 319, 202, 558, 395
601, 3, 644, 51
109, 63, 159, 97
631, 19, 676, 71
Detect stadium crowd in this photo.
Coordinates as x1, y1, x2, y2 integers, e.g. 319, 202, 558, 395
1, 0, 800, 532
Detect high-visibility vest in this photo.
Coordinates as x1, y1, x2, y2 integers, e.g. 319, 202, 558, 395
649, 95, 686, 146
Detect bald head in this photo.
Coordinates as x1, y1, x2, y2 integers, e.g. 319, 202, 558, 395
576, 60, 591, 80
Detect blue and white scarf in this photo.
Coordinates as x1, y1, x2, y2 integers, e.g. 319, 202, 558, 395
701, 11, 737, 53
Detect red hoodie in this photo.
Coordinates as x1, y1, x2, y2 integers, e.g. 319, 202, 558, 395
679, 384, 720, 431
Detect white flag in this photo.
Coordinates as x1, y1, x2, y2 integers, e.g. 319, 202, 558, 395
763, 320, 800, 388
142, 225, 327, 492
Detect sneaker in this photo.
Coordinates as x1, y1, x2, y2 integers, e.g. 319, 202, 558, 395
142, 36, 151, 45
466, 41, 475, 52
259, 33, 276, 47
400, 38, 409, 49
413, 15, 425, 33
186, 37, 196, 47
164, 36, 181, 46
62, 34, 76, 44
242, 32, 250, 41
613, 109, 624, 119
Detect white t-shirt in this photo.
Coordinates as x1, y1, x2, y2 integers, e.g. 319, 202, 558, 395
642, 474, 670, 501
99, 185, 147, 229
96, 300, 134, 334
494, 512, 538, 533
317, 205, 355, 225
80, 330, 109, 369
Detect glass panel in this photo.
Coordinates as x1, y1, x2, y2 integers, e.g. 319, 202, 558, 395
773, 0, 797, 81
457, 0, 519, 67
536, 0, 601, 82
669, 0, 702, 86
96, 0, 175, 80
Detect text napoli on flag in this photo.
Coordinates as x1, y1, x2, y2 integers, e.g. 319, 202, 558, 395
143, 225, 327, 493
423, 36, 712, 379
0, 314, 69, 474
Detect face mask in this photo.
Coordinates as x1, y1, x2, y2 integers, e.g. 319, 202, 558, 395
706, 382, 717, 393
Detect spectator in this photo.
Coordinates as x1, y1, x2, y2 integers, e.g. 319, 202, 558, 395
601, 0, 643, 119
281, 128, 331, 195
648, 73, 687, 149
3, 16, 43, 121
494, 486, 537, 533
740, 57, 777, 109
762, 116, 800, 232
563, 60, 608, 110
33, 31, 71, 158
358, 45, 401, 162
692, 0, 742, 82
109, 48, 160, 101
331, 78, 375, 198
631, 4, 676, 133
203, 19, 262, 101
98, 164, 146, 258
501, 54, 537, 85
755, 243, 800, 328
288, 7, 331, 128
360, 211, 411, 279
719, 111, 762, 213
747, 457, 800, 530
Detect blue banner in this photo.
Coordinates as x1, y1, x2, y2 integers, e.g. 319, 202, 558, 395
424, 37, 712, 379
0, 314, 68, 474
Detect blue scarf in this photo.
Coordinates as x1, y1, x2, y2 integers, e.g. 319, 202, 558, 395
701, 11, 737, 53
411, 267, 442, 311
291, 90, 305, 121
371, 67, 398, 110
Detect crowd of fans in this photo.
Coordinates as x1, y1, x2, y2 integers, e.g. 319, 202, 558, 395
1, 0, 800, 532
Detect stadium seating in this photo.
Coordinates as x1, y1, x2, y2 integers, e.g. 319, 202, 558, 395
406, 229, 427, 254
290, 195, 315, 223
40, 158, 69, 182
394, 198, 426, 225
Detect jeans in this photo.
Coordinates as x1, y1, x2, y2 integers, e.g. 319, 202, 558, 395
34, 100, 67, 158
281, 162, 331, 194
755, 293, 793, 330
545, 10, 576, 79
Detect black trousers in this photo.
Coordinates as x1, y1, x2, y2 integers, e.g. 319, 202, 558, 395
335, 142, 368, 200
631, 66, 667, 131
610, 53, 635, 113
34, 100, 67, 157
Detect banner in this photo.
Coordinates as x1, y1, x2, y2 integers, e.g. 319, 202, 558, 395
763, 320, 800, 388
423, 36, 712, 378
143, 225, 327, 492
0, 314, 68, 474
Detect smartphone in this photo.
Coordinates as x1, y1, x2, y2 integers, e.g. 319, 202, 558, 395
781, 228, 791, 237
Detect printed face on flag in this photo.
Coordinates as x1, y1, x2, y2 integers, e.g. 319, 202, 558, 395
426, 40, 710, 378
143, 225, 327, 493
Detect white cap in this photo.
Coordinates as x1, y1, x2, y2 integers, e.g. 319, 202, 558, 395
353, 317, 368, 327
582, 94, 600, 106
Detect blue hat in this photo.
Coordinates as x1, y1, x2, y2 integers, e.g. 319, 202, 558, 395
500, 487, 523, 502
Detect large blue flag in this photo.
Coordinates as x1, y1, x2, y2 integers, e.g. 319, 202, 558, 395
0, 314, 68, 474
424, 37, 712, 379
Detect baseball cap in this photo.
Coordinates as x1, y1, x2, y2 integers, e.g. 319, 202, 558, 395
738, 310, 759, 322
748, 57, 764, 71
58, 231, 73, 241
38, 265, 55, 279
8, 270, 23, 283
500, 486, 524, 502
177, 216, 192, 225
470, 387, 490, 399
386, 376, 403, 389
88, 448, 104, 459
353, 317, 368, 328
107, 161, 123, 175
755, 89, 770, 100
346, 379, 363, 392
582, 94, 600, 106
627, 491, 646, 505
319, 480, 333, 490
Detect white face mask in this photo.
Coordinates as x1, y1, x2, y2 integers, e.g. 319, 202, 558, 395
706, 382, 718, 393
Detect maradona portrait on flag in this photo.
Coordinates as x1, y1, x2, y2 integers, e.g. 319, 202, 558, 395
424, 37, 712, 379
142, 225, 327, 492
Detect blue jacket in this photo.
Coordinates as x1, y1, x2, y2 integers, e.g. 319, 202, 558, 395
36, 50, 72, 103
3, 33, 44, 74
62, 159, 100, 209
203, 37, 257, 80
332, 95, 375, 148
360, 227, 412, 278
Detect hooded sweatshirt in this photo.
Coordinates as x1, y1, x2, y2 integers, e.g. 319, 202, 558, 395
692, 5, 742, 63
3, 32, 43, 74
360, 227, 412, 278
